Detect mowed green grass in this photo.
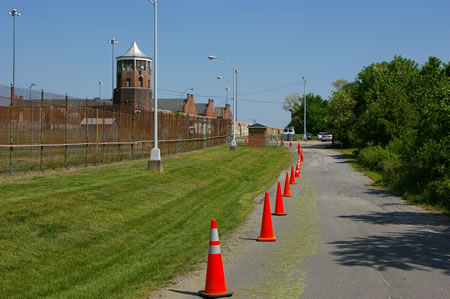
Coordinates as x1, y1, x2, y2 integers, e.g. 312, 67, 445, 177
0, 144, 292, 298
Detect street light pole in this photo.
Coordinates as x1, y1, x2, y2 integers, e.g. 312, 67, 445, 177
302, 76, 307, 140
108, 38, 119, 102
147, 0, 162, 171
216, 76, 230, 106
208, 56, 238, 151
30, 82, 36, 159
98, 81, 103, 100
8, 9, 21, 92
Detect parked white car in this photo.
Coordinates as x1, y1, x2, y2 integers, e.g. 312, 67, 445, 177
321, 132, 333, 142
318, 132, 327, 140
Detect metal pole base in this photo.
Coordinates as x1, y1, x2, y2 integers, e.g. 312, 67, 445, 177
230, 139, 237, 152
148, 159, 163, 172
148, 148, 163, 172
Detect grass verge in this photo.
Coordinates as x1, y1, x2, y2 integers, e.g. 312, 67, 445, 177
0, 144, 292, 298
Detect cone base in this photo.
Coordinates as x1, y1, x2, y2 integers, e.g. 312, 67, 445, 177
272, 213, 287, 216
283, 193, 292, 197
199, 290, 233, 298
290, 182, 297, 185
257, 236, 277, 242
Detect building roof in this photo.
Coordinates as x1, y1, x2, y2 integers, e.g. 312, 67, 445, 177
196, 103, 208, 115
117, 41, 151, 61
158, 98, 186, 112
248, 123, 267, 129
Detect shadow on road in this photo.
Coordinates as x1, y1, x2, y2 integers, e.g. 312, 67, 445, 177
168, 289, 201, 297
339, 211, 450, 227
364, 188, 393, 198
331, 211, 450, 274
329, 230, 450, 274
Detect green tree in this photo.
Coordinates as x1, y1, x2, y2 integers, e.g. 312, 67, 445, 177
326, 82, 356, 146
283, 93, 328, 135
354, 56, 419, 146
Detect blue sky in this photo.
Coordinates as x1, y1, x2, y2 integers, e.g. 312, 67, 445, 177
1, 0, 449, 128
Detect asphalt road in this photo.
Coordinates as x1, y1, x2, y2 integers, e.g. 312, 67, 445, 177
151, 141, 450, 298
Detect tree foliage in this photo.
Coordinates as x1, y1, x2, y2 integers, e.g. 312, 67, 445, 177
327, 56, 449, 208
284, 93, 328, 135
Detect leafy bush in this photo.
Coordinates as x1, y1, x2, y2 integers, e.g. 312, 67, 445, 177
357, 146, 392, 172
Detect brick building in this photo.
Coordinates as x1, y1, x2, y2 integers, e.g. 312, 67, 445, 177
158, 94, 198, 114
215, 104, 232, 120
196, 99, 217, 118
113, 41, 152, 112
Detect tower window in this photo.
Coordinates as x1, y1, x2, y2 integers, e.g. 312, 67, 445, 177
126, 79, 131, 87
123, 65, 127, 71
139, 77, 143, 87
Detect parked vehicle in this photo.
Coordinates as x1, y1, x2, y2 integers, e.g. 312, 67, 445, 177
282, 127, 296, 141
318, 132, 327, 140
321, 132, 333, 142
306, 132, 312, 140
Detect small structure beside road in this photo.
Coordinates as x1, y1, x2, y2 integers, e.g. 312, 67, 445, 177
248, 123, 268, 148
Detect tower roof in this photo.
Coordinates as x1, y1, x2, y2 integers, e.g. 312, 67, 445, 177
117, 41, 151, 61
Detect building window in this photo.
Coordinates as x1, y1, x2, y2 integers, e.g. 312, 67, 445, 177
123, 65, 127, 71
126, 79, 131, 87
139, 77, 143, 87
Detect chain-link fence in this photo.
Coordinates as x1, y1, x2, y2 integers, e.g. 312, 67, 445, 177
0, 89, 231, 174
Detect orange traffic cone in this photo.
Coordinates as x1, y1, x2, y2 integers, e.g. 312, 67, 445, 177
273, 182, 287, 216
282, 140, 285, 146
283, 171, 292, 197
295, 164, 301, 178
289, 140, 293, 147
290, 165, 297, 184
257, 192, 277, 242
245, 137, 247, 143
297, 143, 301, 154
301, 154, 304, 162
199, 219, 233, 298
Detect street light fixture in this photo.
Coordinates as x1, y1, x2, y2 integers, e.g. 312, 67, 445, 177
29, 82, 36, 100
302, 76, 307, 140
208, 56, 238, 151
147, 0, 162, 171
108, 38, 119, 101
98, 81, 103, 100
182, 88, 194, 94
8, 8, 21, 92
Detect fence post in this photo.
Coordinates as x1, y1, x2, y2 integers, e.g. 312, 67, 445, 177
141, 109, 144, 158
85, 99, 88, 167
102, 101, 105, 164
118, 105, 121, 161
96, 108, 99, 164
31, 94, 34, 160
64, 94, 68, 168
49, 101, 52, 158
130, 112, 133, 159
40, 89, 44, 172
9, 85, 14, 174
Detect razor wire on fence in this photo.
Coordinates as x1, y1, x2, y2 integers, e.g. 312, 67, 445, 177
0, 89, 231, 174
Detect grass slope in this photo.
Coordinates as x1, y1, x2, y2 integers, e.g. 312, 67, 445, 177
0, 145, 292, 298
